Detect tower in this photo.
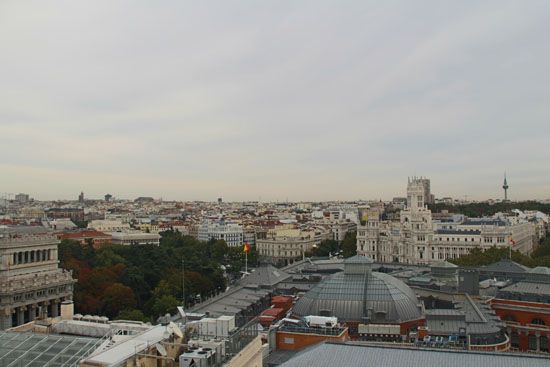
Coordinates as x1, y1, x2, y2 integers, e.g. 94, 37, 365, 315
502, 173, 509, 201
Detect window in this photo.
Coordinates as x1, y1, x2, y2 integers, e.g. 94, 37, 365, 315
532, 318, 545, 326
541, 335, 549, 352
528, 334, 537, 351
503, 315, 517, 322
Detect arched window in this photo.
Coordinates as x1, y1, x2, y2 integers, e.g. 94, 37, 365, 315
532, 318, 545, 326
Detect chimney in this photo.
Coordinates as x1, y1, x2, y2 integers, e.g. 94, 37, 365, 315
60, 300, 74, 320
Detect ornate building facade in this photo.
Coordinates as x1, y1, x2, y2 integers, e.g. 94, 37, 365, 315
0, 229, 75, 329
357, 178, 536, 265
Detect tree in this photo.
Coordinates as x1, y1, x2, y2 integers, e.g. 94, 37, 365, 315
309, 240, 339, 257
116, 309, 149, 322
151, 295, 179, 317
102, 283, 137, 318
95, 247, 126, 267
341, 231, 357, 258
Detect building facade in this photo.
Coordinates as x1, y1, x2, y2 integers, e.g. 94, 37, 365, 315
357, 178, 536, 265
0, 231, 75, 330
198, 221, 244, 247
489, 268, 550, 353
257, 227, 322, 266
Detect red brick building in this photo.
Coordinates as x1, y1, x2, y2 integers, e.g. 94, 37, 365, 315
57, 230, 112, 249
490, 298, 550, 352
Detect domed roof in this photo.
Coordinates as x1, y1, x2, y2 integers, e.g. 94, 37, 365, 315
529, 266, 550, 275
292, 265, 423, 323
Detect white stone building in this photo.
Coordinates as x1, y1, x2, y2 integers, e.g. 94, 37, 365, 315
357, 178, 537, 265
257, 227, 321, 265
0, 228, 75, 330
109, 230, 161, 246
197, 221, 244, 247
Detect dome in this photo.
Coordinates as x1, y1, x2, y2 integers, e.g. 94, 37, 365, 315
293, 256, 423, 323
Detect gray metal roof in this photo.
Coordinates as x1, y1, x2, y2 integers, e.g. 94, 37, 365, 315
292, 270, 423, 322
239, 264, 292, 287
482, 259, 530, 273
278, 342, 550, 367
499, 281, 550, 296
529, 266, 550, 275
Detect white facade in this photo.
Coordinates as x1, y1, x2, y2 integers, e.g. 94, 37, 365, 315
197, 221, 244, 247
88, 219, 130, 233
257, 227, 320, 265
109, 230, 160, 246
356, 178, 537, 265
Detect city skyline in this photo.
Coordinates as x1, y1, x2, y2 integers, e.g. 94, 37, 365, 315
1, 1, 549, 201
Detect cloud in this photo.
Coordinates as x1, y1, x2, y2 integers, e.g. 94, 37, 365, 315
0, 0, 549, 201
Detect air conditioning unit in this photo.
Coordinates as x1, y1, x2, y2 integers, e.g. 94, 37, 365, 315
179, 347, 216, 367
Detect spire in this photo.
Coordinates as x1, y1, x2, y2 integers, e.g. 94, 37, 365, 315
502, 172, 509, 201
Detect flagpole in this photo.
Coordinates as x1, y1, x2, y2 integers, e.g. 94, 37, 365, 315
245, 248, 248, 274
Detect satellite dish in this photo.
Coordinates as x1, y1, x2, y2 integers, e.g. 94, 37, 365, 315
169, 321, 184, 339
155, 343, 168, 356
177, 306, 186, 320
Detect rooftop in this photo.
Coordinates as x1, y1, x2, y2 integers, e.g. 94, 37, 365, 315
0, 331, 100, 367
278, 342, 550, 367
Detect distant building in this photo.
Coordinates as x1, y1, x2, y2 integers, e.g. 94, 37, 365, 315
357, 178, 536, 265
88, 219, 130, 232
78, 191, 84, 203
134, 196, 155, 204
57, 229, 112, 249
104, 193, 112, 202
198, 221, 244, 247
0, 228, 75, 330
257, 227, 320, 265
109, 230, 160, 246
45, 208, 85, 223
14, 193, 29, 203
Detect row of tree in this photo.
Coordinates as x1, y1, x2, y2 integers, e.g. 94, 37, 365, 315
428, 201, 550, 218
59, 230, 257, 322
305, 231, 357, 258
450, 236, 550, 268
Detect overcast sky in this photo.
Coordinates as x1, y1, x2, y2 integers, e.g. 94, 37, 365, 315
1, 1, 549, 202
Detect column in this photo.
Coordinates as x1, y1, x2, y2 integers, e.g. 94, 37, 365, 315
28, 305, 36, 322
17, 307, 25, 325
0, 308, 12, 330
51, 301, 59, 317
536, 332, 541, 352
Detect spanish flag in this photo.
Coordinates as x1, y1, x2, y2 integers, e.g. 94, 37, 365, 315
509, 238, 516, 246
243, 242, 250, 254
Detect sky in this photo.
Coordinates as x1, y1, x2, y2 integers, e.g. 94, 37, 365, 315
1, 1, 549, 202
